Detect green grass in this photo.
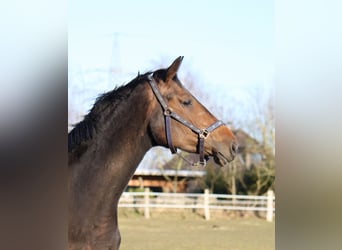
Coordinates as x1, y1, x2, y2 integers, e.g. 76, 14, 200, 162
118, 210, 274, 250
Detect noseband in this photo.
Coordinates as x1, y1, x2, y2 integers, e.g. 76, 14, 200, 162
148, 75, 225, 166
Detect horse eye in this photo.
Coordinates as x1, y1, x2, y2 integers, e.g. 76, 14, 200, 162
182, 99, 192, 106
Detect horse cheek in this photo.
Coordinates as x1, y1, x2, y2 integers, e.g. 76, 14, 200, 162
149, 113, 167, 146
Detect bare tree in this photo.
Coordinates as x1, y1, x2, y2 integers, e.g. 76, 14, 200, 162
238, 87, 275, 195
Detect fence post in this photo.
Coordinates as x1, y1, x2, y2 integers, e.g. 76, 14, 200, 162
266, 190, 274, 222
144, 188, 150, 219
204, 189, 210, 220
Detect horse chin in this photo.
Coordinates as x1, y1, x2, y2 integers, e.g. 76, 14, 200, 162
213, 152, 233, 167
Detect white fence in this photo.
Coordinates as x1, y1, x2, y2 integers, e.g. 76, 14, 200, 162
118, 189, 275, 221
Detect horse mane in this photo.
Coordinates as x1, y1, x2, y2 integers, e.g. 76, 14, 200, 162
68, 72, 152, 152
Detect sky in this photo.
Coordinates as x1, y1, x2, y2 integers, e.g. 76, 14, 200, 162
68, 0, 274, 168
69, 0, 274, 91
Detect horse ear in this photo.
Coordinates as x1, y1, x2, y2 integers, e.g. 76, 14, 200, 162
166, 56, 184, 82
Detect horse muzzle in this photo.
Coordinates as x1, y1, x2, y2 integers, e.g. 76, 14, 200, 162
212, 140, 238, 166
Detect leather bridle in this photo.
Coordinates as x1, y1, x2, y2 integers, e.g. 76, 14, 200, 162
148, 75, 225, 166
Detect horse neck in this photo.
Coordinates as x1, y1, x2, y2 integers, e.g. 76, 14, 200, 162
69, 81, 154, 232
95, 84, 154, 194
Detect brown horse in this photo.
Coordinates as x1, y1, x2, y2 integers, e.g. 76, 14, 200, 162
68, 57, 238, 250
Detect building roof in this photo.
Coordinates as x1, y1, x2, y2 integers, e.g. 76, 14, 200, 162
134, 168, 206, 177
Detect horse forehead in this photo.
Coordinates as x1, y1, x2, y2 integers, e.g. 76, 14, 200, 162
169, 81, 190, 95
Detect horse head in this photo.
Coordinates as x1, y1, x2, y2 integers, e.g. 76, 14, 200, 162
148, 56, 238, 166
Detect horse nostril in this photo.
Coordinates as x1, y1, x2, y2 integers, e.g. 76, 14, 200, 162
231, 141, 238, 155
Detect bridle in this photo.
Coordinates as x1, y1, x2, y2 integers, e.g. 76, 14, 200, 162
148, 75, 225, 166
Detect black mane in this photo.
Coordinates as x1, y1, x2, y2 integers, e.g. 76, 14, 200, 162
68, 72, 152, 152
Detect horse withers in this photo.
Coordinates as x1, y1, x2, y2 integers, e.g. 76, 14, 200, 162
68, 56, 238, 250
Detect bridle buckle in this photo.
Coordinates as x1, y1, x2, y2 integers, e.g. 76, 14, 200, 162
164, 108, 173, 116
192, 160, 207, 167
199, 129, 210, 139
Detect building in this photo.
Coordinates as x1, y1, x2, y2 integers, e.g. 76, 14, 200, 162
127, 168, 205, 193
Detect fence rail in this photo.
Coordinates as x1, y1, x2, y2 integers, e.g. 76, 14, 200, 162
118, 189, 275, 221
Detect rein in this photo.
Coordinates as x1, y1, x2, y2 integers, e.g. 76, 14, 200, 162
148, 75, 225, 166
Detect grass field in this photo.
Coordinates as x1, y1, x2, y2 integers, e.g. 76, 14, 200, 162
118, 211, 274, 250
